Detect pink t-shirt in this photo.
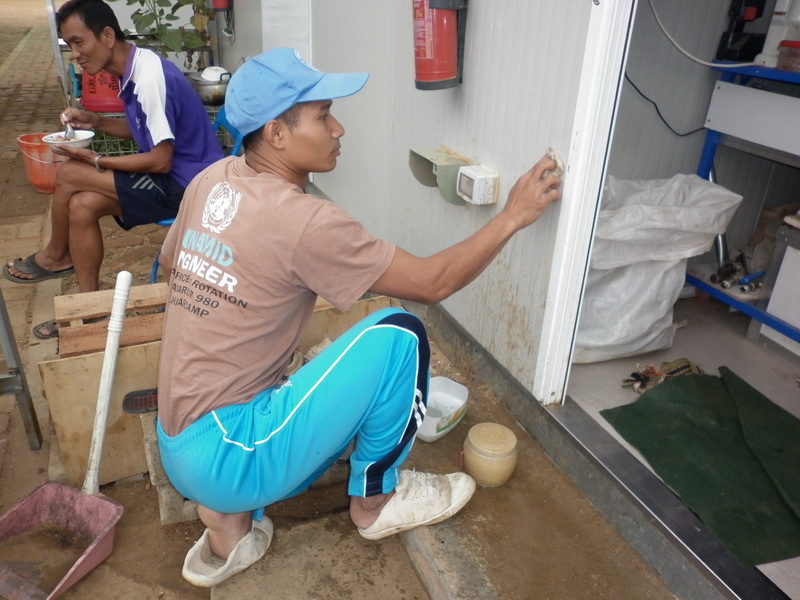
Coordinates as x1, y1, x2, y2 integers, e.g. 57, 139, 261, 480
158, 156, 395, 435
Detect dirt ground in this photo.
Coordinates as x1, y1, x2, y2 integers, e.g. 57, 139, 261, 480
0, 4, 205, 598
0, 5, 411, 597
0, 335, 476, 600
0, 3, 678, 598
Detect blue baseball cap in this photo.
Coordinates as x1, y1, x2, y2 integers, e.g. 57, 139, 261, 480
225, 48, 369, 136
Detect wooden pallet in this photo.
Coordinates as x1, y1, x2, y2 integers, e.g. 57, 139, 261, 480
40, 287, 399, 506
54, 283, 167, 358
39, 341, 159, 487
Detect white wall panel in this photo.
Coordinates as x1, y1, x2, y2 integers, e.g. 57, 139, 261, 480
310, 0, 591, 395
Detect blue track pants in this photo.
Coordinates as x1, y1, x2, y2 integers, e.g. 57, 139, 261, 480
157, 307, 430, 514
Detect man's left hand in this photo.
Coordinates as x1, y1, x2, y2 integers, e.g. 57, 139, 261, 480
51, 145, 98, 168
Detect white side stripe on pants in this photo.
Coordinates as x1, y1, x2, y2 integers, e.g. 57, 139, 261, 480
412, 388, 426, 430
131, 174, 156, 190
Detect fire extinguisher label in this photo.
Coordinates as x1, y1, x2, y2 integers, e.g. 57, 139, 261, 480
413, 0, 433, 59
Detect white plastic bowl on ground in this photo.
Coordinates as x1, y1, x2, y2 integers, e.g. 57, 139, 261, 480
42, 130, 95, 151
416, 376, 469, 443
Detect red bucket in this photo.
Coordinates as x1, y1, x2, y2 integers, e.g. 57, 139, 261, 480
16, 133, 64, 194
81, 69, 124, 112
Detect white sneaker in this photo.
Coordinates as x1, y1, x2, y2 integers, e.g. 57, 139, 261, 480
182, 517, 273, 587
784, 214, 800, 229
358, 470, 476, 541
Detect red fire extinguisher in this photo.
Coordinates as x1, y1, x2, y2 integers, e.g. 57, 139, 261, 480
412, 0, 468, 90
212, 0, 230, 11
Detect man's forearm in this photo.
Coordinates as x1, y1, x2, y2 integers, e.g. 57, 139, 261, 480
424, 212, 519, 300
370, 213, 519, 305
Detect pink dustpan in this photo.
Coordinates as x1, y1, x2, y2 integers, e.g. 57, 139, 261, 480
0, 272, 131, 599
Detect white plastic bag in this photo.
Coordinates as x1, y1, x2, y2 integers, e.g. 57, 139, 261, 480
591, 174, 742, 269
573, 259, 686, 363
573, 174, 742, 364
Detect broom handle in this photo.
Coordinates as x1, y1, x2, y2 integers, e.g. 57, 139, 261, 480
82, 271, 132, 495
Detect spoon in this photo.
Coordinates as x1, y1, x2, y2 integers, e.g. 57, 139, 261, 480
63, 113, 75, 140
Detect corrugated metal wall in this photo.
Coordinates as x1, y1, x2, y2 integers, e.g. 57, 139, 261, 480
309, 0, 592, 393
610, 0, 800, 254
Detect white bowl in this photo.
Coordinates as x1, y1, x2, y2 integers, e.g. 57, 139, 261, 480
416, 376, 469, 443
42, 130, 95, 151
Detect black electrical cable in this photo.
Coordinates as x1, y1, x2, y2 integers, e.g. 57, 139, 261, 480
624, 72, 706, 137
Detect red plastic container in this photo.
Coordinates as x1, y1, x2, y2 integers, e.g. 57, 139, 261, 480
16, 133, 64, 194
81, 69, 124, 112
778, 40, 800, 73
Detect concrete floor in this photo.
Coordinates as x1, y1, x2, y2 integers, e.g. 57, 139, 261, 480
568, 295, 800, 599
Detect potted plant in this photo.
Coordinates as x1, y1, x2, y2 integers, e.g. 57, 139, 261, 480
109, 0, 215, 71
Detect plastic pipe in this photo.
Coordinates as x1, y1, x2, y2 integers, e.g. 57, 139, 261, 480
738, 270, 766, 285
82, 271, 132, 496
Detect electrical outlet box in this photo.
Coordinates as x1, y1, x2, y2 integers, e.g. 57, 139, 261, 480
457, 165, 498, 205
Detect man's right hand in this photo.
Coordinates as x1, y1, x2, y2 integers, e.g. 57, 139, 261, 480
501, 154, 563, 233
61, 107, 97, 132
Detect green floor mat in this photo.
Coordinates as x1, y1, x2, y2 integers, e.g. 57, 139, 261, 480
601, 366, 800, 566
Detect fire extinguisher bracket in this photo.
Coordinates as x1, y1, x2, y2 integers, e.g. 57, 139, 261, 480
428, 0, 467, 9
409, 146, 472, 206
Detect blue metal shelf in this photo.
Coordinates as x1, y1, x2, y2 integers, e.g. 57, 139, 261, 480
712, 61, 800, 85
686, 273, 800, 344
693, 62, 800, 345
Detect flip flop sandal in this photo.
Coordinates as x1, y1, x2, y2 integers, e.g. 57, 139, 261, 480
31, 315, 105, 340
3, 254, 75, 284
32, 319, 59, 340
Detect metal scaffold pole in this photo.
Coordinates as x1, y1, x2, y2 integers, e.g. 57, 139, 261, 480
45, 0, 71, 106
0, 288, 42, 451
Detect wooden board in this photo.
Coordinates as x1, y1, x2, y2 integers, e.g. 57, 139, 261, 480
54, 282, 168, 320
54, 284, 168, 357
39, 341, 160, 487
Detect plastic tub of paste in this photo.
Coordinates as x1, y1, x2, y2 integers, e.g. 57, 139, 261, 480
416, 377, 468, 443
463, 422, 518, 487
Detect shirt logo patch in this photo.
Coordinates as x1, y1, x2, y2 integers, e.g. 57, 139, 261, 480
202, 182, 241, 233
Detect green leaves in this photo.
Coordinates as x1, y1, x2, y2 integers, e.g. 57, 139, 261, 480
108, 0, 214, 57
159, 29, 185, 52
131, 11, 156, 35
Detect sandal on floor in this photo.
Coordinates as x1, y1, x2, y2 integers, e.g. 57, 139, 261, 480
32, 316, 106, 340
3, 254, 74, 284
32, 319, 59, 340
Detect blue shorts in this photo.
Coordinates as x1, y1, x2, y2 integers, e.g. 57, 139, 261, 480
157, 307, 430, 515
112, 170, 185, 230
